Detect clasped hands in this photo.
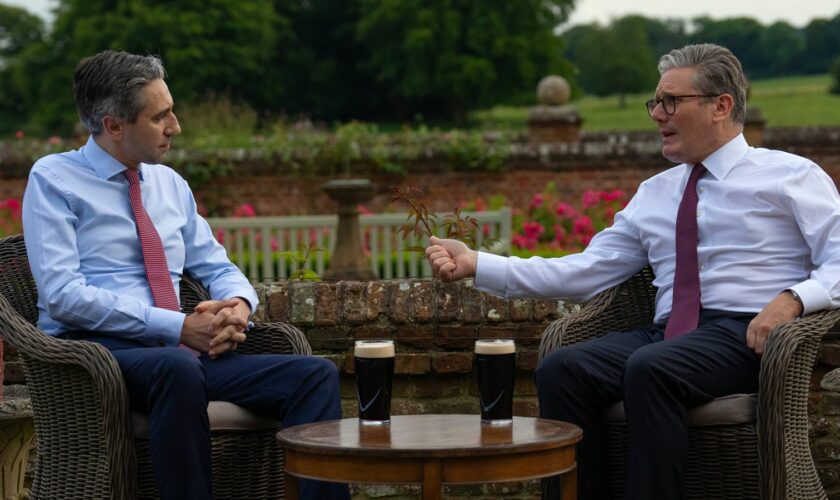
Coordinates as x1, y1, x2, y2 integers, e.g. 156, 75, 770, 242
180, 298, 251, 358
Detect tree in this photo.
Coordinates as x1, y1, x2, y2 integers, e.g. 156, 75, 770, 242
0, 3, 47, 134
571, 17, 658, 106
831, 56, 840, 95
354, 0, 576, 123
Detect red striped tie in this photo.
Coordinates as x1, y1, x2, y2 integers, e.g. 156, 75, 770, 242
124, 169, 198, 354
124, 169, 180, 311
664, 163, 706, 340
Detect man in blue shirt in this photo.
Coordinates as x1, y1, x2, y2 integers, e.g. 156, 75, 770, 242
22, 50, 349, 500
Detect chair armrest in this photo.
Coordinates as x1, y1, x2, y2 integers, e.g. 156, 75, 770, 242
236, 321, 313, 356
0, 295, 138, 498
538, 267, 657, 362
758, 307, 840, 500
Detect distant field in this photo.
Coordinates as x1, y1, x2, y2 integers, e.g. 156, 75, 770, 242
471, 74, 840, 131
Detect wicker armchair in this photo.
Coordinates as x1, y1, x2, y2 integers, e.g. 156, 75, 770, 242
0, 234, 311, 499
538, 267, 840, 500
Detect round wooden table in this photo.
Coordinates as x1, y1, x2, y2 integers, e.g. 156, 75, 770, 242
277, 414, 582, 500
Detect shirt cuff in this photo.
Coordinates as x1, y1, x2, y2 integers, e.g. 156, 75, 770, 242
146, 307, 186, 347
788, 279, 831, 316
474, 252, 509, 296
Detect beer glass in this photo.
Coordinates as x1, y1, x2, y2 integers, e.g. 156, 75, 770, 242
475, 339, 516, 424
354, 340, 395, 424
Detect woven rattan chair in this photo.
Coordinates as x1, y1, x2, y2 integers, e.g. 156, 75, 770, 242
538, 266, 840, 500
0, 234, 310, 499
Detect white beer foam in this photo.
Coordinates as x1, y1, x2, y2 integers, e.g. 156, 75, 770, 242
355, 340, 395, 358
474, 339, 515, 355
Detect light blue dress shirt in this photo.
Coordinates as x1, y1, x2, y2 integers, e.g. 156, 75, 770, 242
22, 136, 258, 347
476, 134, 840, 323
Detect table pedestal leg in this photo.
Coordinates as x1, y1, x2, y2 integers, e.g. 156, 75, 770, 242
285, 473, 299, 500
561, 468, 577, 500
422, 460, 442, 500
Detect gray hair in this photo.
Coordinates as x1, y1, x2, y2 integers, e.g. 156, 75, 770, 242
73, 50, 166, 135
658, 44, 747, 124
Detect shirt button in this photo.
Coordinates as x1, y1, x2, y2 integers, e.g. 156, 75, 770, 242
699, 187, 704, 193
696, 211, 701, 217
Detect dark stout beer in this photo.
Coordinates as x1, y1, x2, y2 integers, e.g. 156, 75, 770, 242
354, 340, 395, 424
475, 339, 516, 424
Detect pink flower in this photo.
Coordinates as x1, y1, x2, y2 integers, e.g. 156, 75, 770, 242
270, 236, 279, 252
573, 216, 593, 235
581, 190, 600, 209
14, 130, 24, 139
48, 135, 61, 145
602, 207, 616, 220
555, 202, 576, 218
553, 224, 566, 242
601, 189, 624, 202
522, 221, 545, 239
473, 197, 488, 212
529, 193, 544, 209
233, 203, 256, 217
3, 198, 21, 212
357, 204, 373, 215
214, 228, 225, 244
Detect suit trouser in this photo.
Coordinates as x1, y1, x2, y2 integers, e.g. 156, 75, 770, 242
534, 310, 760, 500
61, 333, 350, 500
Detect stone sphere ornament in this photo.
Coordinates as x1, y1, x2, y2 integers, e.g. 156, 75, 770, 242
536, 76, 571, 106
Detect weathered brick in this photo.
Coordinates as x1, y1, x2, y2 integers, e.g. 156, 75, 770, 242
509, 299, 532, 322
266, 283, 290, 322
813, 440, 840, 461
366, 281, 387, 321
513, 398, 539, 417
395, 353, 430, 374
340, 281, 367, 325
821, 343, 840, 367
3, 361, 25, 384
461, 280, 484, 323
817, 464, 840, 489
352, 325, 392, 340
395, 376, 469, 398
314, 282, 338, 326
477, 326, 516, 340
810, 416, 835, 438
514, 373, 537, 396
533, 299, 562, 321
321, 354, 345, 371
824, 392, 840, 415
484, 294, 508, 323
435, 325, 479, 349
289, 281, 315, 325
252, 283, 267, 322
516, 349, 539, 371
391, 398, 428, 415
395, 327, 434, 350
411, 281, 436, 322
307, 335, 353, 352
436, 281, 462, 323
810, 393, 822, 414
389, 281, 413, 324
518, 324, 548, 341
432, 352, 474, 374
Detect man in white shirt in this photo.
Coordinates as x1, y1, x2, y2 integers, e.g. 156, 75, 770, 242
426, 44, 840, 499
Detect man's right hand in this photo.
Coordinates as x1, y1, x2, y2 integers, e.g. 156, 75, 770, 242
425, 236, 478, 282
180, 302, 248, 357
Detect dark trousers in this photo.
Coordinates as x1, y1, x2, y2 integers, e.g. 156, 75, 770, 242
534, 310, 760, 500
61, 333, 350, 500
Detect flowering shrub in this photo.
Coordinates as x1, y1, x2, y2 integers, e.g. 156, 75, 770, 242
0, 198, 22, 237
512, 183, 627, 254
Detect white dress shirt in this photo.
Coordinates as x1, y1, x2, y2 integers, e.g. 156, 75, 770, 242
22, 136, 258, 346
475, 134, 840, 323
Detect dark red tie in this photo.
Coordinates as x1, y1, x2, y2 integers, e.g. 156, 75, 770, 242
664, 163, 706, 340
124, 169, 181, 312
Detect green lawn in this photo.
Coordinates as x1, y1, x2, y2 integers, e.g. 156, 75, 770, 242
471, 74, 840, 131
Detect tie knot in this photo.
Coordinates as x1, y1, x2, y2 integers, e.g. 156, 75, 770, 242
123, 169, 140, 186
688, 163, 707, 184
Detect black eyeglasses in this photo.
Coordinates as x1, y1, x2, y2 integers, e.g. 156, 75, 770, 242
645, 94, 720, 116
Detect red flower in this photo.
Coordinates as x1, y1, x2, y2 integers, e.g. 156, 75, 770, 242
14, 130, 24, 139
529, 193, 544, 209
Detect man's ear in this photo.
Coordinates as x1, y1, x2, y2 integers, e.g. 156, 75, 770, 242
101, 115, 123, 141
712, 94, 735, 123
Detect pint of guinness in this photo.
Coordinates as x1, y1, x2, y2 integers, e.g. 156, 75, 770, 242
354, 340, 395, 424
475, 339, 516, 424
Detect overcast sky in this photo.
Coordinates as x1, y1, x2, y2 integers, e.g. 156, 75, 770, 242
4, 0, 839, 29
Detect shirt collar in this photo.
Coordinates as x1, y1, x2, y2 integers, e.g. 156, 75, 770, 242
695, 133, 749, 180
82, 135, 145, 181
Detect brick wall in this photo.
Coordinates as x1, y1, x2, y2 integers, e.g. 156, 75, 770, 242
254, 278, 840, 499
1, 127, 838, 218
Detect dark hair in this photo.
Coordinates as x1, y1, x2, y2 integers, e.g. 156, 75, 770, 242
73, 50, 166, 134
658, 44, 748, 124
